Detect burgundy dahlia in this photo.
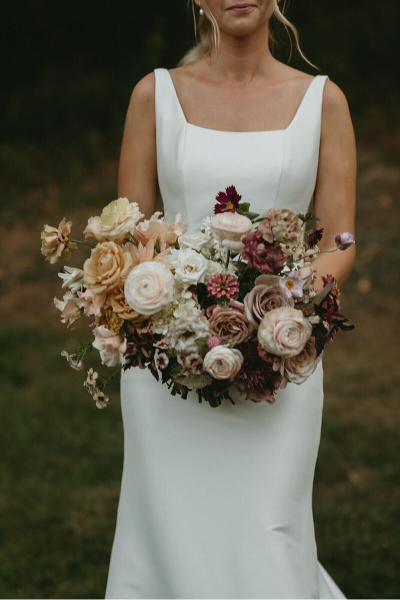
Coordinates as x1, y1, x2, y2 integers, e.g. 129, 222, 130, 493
306, 227, 324, 248
240, 230, 286, 274
214, 185, 242, 214
207, 273, 240, 300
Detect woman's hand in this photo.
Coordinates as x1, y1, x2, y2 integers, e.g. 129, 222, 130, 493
312, 80, 357, 294
118, 72, 159, 220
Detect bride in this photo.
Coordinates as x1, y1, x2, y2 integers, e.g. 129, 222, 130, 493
105, 0, 356, 598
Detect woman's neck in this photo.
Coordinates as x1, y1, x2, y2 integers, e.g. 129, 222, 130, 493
205, 22, 279, 83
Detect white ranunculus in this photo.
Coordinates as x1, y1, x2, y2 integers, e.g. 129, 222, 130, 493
203, 346, 244, 380
258, 306, 312, 358
98, 197, 144, 242
124, 261, 174, 316
174, 249, 209, 289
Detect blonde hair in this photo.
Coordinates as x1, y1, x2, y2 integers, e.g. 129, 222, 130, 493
178, 0, 318, 70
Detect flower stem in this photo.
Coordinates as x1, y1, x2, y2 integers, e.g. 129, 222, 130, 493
225, 250, 231, 270
70, 238, 97, 248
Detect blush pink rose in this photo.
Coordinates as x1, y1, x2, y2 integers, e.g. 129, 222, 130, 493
257, 306, 312, 358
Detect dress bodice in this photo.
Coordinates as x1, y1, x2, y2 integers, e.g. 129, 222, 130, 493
154, 67, 329, 233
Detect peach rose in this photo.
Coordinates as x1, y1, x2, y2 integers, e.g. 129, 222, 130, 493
124, 261, 174, 316
83, 241, 134, 295
257, 306, 312, 358
92, 325, 127, 367
203, 345, 244, 380
97, 197, 144, 242
106, 283, 143, 322
209, 212, 254, 251
281, 336, 322, 385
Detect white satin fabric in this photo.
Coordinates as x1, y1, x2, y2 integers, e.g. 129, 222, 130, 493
105, 68, 346, 599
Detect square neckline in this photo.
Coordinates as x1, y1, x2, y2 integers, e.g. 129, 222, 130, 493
164, 68, 321, 135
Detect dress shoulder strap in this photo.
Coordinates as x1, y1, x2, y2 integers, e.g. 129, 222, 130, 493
154, 68, 187, 128
288, 74, 330, 135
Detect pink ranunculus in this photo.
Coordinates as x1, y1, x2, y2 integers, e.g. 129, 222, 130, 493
203, 346, 244, 380
124, 261, 174, 316
243, 284, 294, 329
92, 325, 126, 367
334, 232, 355, 250
209, 212, 254, 251
258, 306, 312, 358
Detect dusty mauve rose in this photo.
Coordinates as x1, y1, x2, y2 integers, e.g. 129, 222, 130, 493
258, 306, 312, 358
262, 208, 303, 244
97, 197, 144, 242
244, 284, 294, 329
203, 346, 244, 380
281, 336, 322, 386
209, 212, 253, 251
207, 300, 254, 346
92, 325, 126, 367
124, 261, 174, 316
83, 241, 133, 295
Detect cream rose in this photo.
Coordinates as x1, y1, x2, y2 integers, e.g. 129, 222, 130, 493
282, 336, 322, 385
209, 212, 254, 251
174, 249, 209, 289
92, 325, 127, 367
124, 261, 174, 316
83, 241, 133, 295
203, 346, 244, 380
98, 197, 144, 242
257, 306, 312, 358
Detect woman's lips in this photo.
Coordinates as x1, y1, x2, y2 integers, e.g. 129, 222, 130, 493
228, 4, 255, 13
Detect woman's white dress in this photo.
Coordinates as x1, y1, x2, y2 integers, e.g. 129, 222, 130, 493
105, 68, 346, 599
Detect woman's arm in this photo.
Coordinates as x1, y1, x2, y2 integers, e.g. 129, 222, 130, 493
312, 80, 357, 293
118, 72, 159, 219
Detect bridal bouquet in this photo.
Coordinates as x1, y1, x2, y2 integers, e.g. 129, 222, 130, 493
40, 187, 355, 408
